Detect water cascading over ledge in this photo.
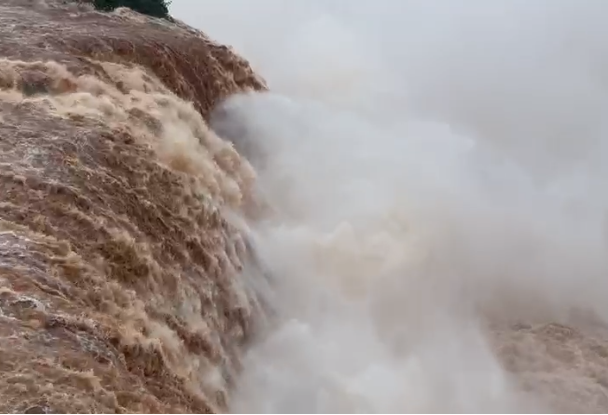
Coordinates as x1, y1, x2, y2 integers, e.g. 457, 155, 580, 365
0, 0, 267, 412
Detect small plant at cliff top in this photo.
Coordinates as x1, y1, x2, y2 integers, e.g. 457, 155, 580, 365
93, 0, 171, 19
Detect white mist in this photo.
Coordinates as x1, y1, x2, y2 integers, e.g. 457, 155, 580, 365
171, 1, 608, 412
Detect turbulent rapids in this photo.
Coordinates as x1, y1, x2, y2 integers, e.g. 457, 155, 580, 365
0, 0, 266, 412
4, 0, 608, 413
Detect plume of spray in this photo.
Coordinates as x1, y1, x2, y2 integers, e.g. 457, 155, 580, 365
172, 0, 608, 412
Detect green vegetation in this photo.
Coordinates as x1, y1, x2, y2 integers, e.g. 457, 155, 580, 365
92, 0, 171, 19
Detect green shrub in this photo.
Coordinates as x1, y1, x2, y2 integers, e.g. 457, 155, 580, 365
93, 0, 171, 19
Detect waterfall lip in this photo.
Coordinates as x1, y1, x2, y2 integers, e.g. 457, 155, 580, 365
0, 1, 267, 412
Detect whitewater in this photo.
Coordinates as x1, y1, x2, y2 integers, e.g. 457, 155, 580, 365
171, 0, 608, 412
